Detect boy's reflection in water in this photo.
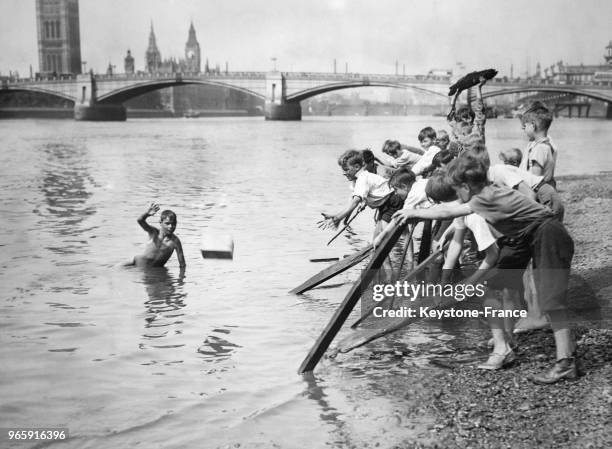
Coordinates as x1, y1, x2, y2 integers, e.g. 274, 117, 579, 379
139, 267, 187, 341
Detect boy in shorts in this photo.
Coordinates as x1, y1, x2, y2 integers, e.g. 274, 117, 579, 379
393, 155, 576, 384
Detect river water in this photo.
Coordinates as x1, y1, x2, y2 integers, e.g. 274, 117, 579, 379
1, 116, 611, 449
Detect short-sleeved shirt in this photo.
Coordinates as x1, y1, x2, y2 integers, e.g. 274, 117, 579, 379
402, 178, 432, 210
488, 164, 543, 190
519, 137, 557, 186
468, 184, 554, 240
454, 214, 497, 251
351, 168, 392, 208
411, 145, 441, 176
393, 149, 421, 168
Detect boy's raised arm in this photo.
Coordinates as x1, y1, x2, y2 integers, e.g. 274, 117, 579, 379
137, 203, 160, 236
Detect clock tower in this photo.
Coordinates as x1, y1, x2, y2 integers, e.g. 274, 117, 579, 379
184, 21, 201, 74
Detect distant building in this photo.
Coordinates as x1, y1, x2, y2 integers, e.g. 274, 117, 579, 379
35, 0, 82, 75
183, 21, 201, 73
145, 22, 203, 74
145, 23, 162, 73
124, 50, 135, 74
543, 42, 612, 85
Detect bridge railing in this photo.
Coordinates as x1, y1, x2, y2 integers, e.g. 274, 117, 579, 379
92, 71, 268, 81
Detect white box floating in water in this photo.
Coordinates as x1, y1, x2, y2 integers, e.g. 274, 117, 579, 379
201, 234, 234, 259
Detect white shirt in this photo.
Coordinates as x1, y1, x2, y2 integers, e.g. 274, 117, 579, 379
454, 214, 498, 251
402, 178, 432, 210
488, 164, 543, 190
351, 168, 392, 208
411, 145, 441, 176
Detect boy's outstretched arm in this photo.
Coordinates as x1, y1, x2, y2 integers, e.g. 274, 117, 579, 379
175, 238, 186, 268
137, 203, 160, 236
393, 202, 472, 225
320, 196, 362, 229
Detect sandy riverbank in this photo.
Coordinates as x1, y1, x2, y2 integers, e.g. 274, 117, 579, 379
393, 173, 612, 448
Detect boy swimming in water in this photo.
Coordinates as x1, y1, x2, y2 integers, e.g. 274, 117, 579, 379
126, 203, 186, 268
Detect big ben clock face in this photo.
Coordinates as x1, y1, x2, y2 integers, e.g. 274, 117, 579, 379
187, 50, 195, 59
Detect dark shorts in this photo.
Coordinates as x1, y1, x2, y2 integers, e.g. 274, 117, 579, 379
531, 219, 574, 313
377, 192, 405, 223
486, 237, 531, 290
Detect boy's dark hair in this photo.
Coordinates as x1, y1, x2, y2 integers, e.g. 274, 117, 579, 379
521, 102, 553, 132
455, 105, 475, 124
361, 149, 375, 164
432, 150, 455, 169
425, 169, 458, 203
389, 167, 416, 189
338, 149, 364, 167
418, 126, 437, 142
382, 139, 401, 154
463, 141, 491, 169
160, 210, 177, 221
447, 154, 488, 189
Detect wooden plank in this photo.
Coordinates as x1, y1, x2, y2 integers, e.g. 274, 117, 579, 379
289, 245, 373, 295
350, 244, 446, 328
297, 221, 406, 374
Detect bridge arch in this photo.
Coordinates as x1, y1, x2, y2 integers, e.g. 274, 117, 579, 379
97, 79, 266, 104
286, 81, 447, 103
483, 86, 612, 104
0, 86, 75, 103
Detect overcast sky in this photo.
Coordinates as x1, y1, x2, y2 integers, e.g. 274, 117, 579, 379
1, 0, 611, 76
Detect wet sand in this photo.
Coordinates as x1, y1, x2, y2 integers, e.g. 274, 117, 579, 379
393, 173, 612, 448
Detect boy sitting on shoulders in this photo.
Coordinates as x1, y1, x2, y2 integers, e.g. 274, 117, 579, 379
126, 203, 186, 268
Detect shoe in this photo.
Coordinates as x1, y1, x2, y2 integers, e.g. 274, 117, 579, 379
477, 349, 516, 370
487, 336, 518, 350
528, 358, 578, 385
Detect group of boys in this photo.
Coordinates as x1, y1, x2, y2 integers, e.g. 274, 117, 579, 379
321, 83, 576, 384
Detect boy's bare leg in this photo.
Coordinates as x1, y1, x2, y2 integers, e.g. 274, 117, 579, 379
515, 266, 549, 332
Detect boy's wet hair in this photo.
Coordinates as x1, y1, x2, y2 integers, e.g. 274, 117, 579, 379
160, 210, 177, 222
455, 106, 475, 124
447, 154, 488, 189
499, 148, 523, 167
361, 149, 375, 164
418, 126, 437, 142
389, 167, 416, 189
521, 102, 553, 132
338, 149, 364, 167
425, 169, 458, 203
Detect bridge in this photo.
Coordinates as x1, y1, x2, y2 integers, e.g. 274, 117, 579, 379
2, 70, 612, 120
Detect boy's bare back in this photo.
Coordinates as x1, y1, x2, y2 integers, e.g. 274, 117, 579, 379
129, 203, 186, 268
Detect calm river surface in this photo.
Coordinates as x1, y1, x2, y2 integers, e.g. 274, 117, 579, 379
1, 116, 612, 448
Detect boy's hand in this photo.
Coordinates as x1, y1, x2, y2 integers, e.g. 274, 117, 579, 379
318, 213, 340, 230
478, 75, 488, 87
392, 209, 417, 226
146, 203, 160, 217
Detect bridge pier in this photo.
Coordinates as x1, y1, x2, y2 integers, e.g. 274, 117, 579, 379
264, 101, 301, 120
607, 103, 612, 119
74, 103, 127, 121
